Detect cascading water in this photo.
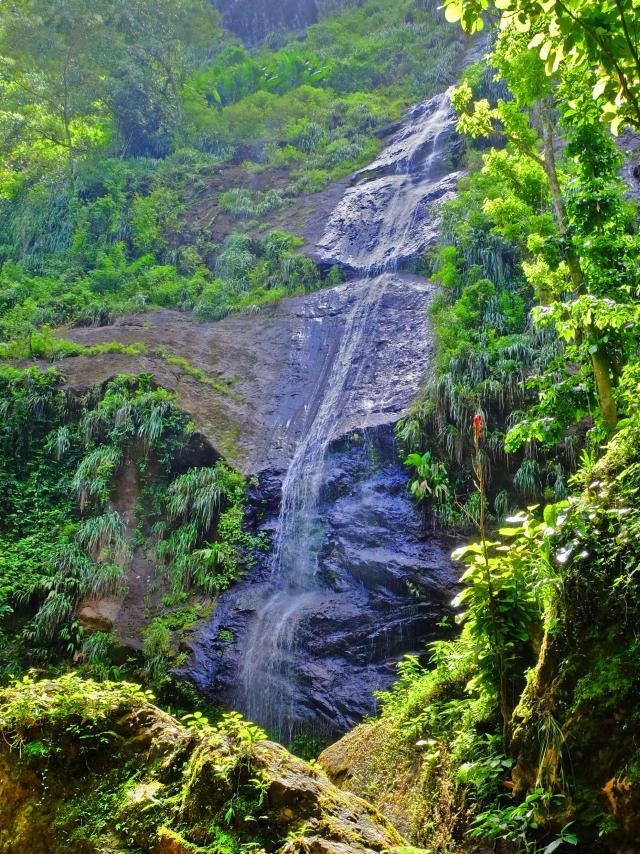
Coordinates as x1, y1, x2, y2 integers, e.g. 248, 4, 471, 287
317, 88, 460, 274
233, 87, 462, 738
239, 276, 389, 735
183, 86, 464, 740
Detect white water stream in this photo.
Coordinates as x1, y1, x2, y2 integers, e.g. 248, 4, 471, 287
238, 88, 460, 737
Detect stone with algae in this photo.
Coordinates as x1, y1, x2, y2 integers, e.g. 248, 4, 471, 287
0, 675, 408, 854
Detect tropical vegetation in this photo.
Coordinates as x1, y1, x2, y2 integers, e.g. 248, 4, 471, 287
1, 0, 640, 852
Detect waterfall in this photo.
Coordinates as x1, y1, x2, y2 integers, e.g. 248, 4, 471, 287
235, 87, 461, 739
317, 87, 460, 274
239, 275, 388, 735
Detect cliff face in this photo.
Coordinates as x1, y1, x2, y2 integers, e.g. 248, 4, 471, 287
213, 0, 319, 43
212, 0, 362, 44
0, 675, 408, 854
53, 276, 433, 478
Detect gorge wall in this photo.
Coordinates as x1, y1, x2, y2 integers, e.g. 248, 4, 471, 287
50, 85, 465, 741
213, 0, 361, 44
183, 89, 464, 741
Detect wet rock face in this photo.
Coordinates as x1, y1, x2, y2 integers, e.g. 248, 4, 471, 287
214, 0, 319, 43
56, 273, 434, 476
182, 88, 463, 740
316, 91, 463, 274
619, 130, 640, 206
184, 428, 457, 741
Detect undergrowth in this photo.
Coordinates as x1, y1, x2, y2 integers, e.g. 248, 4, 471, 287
0, 368, 265, 681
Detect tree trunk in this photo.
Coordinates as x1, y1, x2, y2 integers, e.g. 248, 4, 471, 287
590, 347, 618, 434
540, 99, 568, 235
539, 98, 618, 431
62, 54, 76, 177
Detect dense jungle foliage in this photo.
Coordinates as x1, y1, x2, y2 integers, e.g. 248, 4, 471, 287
0, 366, 265, 688
1, 0, 640, 853
386, 1, 640, 851
0, 0, 465, 350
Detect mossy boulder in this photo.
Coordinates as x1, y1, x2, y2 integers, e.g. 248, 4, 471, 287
319, 719, 460, 850
0, 675, 407, 854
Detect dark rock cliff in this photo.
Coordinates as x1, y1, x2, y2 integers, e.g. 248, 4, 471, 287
212, 0, 361, 44
213, 0, 319, 43
184, 427, 458, 741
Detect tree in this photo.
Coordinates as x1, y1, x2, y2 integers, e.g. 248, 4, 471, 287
443, 0, 640, 133
104, 0, 221, 157
0, 0, 220, 172
450, 26, 631, 433
0, 0, 109, 172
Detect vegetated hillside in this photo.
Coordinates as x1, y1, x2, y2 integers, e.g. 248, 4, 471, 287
0, 0, 466, 352
2, 0, 640, 853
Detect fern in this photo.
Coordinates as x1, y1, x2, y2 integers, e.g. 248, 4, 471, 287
76, 511, 130, 564
72, 446, 122, 511
166, 467, 227, 533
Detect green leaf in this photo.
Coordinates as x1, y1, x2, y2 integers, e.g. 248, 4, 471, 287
444, 2, 463, 23
539, 40, 553, 61
498, 527, 521, 537
592, 78, 607, 100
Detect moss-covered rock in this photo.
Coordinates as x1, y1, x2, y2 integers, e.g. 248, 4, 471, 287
0, 675, 408, 854
319, 718, 461, 851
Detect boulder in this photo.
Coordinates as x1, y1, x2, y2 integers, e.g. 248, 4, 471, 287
0, 675, 409, 854
77, 597, 121, 633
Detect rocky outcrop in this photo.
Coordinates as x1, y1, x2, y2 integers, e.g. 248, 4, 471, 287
316, 91, 463, 274
185, 428, 457, 741
318, 715, 483, 852
319, 720, 425, 841
213, 0, 319, 43
52, 274, 433, 477
213, 0, 361, 44
0, 675, 408, 854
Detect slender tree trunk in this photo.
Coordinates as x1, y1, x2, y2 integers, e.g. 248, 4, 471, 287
63, 54, 76, 177
539, 98, 618, 432
590, 348, 618, 434
540, 102, 569, 235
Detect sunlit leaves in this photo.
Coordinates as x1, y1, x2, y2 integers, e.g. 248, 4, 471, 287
443, 0, 488, 33
444, 0, 640, 132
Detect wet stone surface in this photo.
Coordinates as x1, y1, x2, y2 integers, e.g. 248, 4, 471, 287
54, 274, 434, 476
183, 428, 458, 741
183, 89, 463, 740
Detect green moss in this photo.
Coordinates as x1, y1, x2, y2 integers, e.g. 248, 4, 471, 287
153, 349, 242, 401
0, 675, 409, 853
0, 674, 153, 749
216, 628, 235, 644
